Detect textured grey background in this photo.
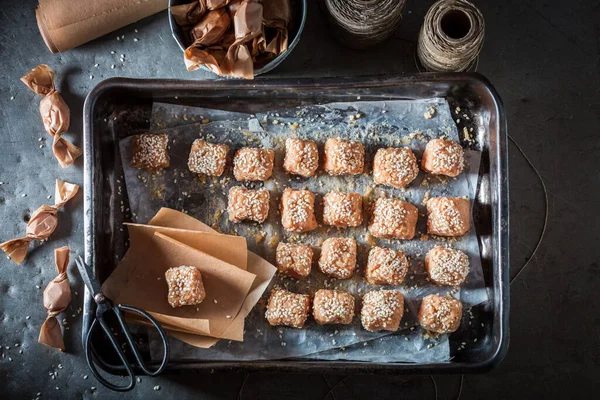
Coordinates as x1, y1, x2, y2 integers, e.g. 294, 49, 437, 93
0, 0, 599, 399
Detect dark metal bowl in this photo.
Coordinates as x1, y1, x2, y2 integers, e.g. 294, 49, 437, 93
168, 0, 307, 77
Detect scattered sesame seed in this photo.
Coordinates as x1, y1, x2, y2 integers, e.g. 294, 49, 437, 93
153, 385, 161, 391
134, 38, 139, 42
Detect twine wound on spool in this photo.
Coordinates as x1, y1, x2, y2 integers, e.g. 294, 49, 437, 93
323, 0, 407, 49
417, 0, 485, 72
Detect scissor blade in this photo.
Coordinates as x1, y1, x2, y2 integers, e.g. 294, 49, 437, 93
75, 256, 104, 298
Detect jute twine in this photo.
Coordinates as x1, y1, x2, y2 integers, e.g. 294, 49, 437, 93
417, 0, 485, 72
323, 0, 407, 49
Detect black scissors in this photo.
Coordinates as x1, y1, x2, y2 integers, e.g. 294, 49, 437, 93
76, 256, 170, 391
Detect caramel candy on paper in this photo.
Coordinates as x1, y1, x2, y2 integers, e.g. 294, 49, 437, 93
0, 180, 79, 264
21, 65, 82, 168
39, 246, 72, 351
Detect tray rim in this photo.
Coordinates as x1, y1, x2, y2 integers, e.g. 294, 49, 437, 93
82, 73, 509, 374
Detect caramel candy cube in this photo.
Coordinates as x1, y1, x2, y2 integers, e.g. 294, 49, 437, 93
283, 138, 319, 177
366, 246, 409, 285
425, 246, 470, 286
418, 294, 463, 334
131, 133, 169, 171
318, 238, 357, 279
233, 148, 275, 181
360, 290, 404, 332
227, 186, 270, 223
165, 266, 206, 308
265, 289, 311, 328
426, 197, 470, 237
188, 139, 229, 176
373, 147, 419, 188
322, 192, 363, 228
323, 138, 364, 175
313, 289, 355, 325
368, 198, 418, 239
421, 138, 464, 177
280, 188, 318, 233
275, 242, 313, 279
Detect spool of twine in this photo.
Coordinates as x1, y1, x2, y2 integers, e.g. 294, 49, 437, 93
417, 0, 485, 72
323, 0, 408, 49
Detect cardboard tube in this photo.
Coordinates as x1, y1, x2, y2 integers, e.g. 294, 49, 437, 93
36, 0, 168, 53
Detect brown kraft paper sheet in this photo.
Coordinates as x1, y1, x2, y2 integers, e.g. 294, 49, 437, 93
103, 223, 256, 340
147, 208, 276, 348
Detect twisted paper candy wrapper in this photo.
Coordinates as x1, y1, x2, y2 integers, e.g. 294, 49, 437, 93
39, 246, 72, 351
0, 180, 79, 264
21, 64, 82, 167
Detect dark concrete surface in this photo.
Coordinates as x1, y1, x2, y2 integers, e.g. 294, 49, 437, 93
0, 0, 598, 398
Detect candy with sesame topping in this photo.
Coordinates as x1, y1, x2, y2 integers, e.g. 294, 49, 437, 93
283, 138, 319, 177
421, 139, 464, 177
369, 198, 418, 239
276, 242, 313, 279
318, 238, 357, 279
366, 246, 409, 285
313, 289, 355, 325
361, 290, 404, 332
227, 186, 270, 223
265, 289, 311, 328
165, 266, 206, 308
323, 192, 363, 228
131, 133, 170, 171
323, 138, 365, 175
425, 246, 470, 286
426, 197, 470, 237
373, 147, 419, 189
418, 294, 462, 333
233, 148, 274, 181
188, 139, 229, 176
280, 188, 318, 233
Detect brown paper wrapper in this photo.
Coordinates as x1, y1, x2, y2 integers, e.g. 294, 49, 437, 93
21, 65, 82, 167
170, 1, 207, 27
146, 208, 277, 348
39, 246, 72, 350
36, 0, 168, 53
0, 180, 79, 264
190, 8, 231, 45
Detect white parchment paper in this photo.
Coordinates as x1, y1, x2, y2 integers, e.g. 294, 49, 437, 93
118, 99, 484, 363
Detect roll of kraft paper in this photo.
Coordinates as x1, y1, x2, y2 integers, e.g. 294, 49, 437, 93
36, 0, 168, 53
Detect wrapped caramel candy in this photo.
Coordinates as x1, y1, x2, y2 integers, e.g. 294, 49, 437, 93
21, 65, 82, 168
38, 246, 72, 351
0, 180, 79, 264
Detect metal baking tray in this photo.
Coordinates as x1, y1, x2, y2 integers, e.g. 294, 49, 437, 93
82, 74, 509, 374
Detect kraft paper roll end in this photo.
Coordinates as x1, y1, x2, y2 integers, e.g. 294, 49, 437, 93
35, 0, 168, 54
36, 6, 59, 54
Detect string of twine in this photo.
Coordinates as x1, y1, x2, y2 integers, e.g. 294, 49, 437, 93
417, 0, 485, 72
323, 0, 408, 49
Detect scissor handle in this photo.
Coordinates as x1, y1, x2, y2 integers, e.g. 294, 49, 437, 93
85, 303, 170, 392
